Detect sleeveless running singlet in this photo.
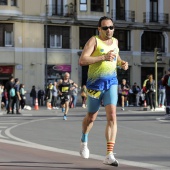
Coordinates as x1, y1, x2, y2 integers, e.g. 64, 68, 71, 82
86, 36, 119, 91
59, 79, 72, 95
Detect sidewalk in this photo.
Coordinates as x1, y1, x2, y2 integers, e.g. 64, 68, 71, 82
0, 105, 166, 117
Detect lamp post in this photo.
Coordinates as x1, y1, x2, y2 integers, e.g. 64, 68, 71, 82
154, 48, 158, 107
154, 47, 162, 107
45, 0, 48, 87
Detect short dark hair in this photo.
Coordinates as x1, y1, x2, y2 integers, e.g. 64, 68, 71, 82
98, 16, 114, 27
15, 78, 19, 83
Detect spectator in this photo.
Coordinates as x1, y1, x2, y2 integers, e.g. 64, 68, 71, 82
52, 81, 59, 109
5, 76, 15, 114
128, 86, 134, 106
81, 85, 87, 108
162, 68, 170, 118
119, 79, 130, 110
19, 84, 27, 110
45, 82, 53, 110
30, 86, 36, 106
132, 82, 141, 106
38, 89, 45, 106
0, 84, 4, 112
142, 75, 149, 106
69, 84, 78, 108
146, 74, 156, 111
13, 78, 22, 114
158, 79, 165, 108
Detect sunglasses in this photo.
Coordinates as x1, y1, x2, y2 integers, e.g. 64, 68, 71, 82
101, 26, 114, 30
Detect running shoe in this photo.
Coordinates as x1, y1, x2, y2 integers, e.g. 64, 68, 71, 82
63, 115, 67, 120
121, 107, 124, 111
80, 142, 89, 159
103, 152, 119, 167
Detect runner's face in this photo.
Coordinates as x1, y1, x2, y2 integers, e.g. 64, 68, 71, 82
64, 74, 70, 80
99, 19, 114, 40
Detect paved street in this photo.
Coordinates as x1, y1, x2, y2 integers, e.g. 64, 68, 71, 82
0, 106, 169, 170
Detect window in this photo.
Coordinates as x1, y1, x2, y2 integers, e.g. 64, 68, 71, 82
114, 30, 131, 51
116, 0, 125, 20
11, 0, 17, 6
45, 26, 70, 49
106, 0, 110, 13
150, 0, 158, 22
91, 0, 104, 12
0, 24, 13, 47
80, 0, 87, 11
141, 31, 165, 52
79, 27, 98, 49
50, 34, 62, 48
52, 0, 63, 16
5, 31, 13, 46
0, 0, 7, 5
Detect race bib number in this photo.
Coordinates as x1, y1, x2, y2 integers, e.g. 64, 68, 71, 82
87, 89, 101, 99
62, 87, 69, 92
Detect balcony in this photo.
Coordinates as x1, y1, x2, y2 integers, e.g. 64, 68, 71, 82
112, 10, 135, 22
143, 12, 169, 24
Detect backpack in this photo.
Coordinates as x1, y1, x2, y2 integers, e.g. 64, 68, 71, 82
10, 88, 16, 97
167, 76, 170, 86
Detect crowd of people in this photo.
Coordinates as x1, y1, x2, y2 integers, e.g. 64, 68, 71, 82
117, 72, 169, 114
0, 76, 27, 114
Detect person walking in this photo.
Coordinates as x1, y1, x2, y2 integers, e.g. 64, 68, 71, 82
78, 16, 128, 167
145, 74, 156, 111
58, 72, 77, 120
30, 86, 36, 107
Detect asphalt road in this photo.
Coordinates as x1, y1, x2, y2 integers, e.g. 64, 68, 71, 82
0, 106, 169, 170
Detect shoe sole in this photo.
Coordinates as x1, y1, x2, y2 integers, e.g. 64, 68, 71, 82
103, 161, 119, 167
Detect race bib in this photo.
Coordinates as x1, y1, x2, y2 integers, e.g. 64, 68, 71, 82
87, 89, 101, 99
62, 87, 69, 92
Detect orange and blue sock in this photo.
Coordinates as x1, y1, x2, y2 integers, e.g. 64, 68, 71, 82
107, 141, 115, 155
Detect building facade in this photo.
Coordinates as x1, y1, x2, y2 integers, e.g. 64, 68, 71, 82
0, 0, 170, 97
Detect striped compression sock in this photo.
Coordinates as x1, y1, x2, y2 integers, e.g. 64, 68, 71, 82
107, 141, 115, 155
81, 133, 88, 143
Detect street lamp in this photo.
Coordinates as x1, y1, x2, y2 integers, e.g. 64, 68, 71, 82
154, 47, 162, 107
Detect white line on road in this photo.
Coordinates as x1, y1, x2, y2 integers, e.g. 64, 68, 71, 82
0, 130, 8, 138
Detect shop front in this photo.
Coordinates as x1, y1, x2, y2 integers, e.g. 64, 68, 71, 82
47, 64, 71, 83
0, 66, 14, 85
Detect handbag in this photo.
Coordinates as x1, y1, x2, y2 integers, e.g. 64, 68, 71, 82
81, 91, 87, 97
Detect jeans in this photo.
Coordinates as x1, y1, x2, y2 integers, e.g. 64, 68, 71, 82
72, 95, 78, 108
158, 89, 165, 106
148, 91, 156, 109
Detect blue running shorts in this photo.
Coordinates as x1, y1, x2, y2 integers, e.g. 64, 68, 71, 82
87, 85, 118, 113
